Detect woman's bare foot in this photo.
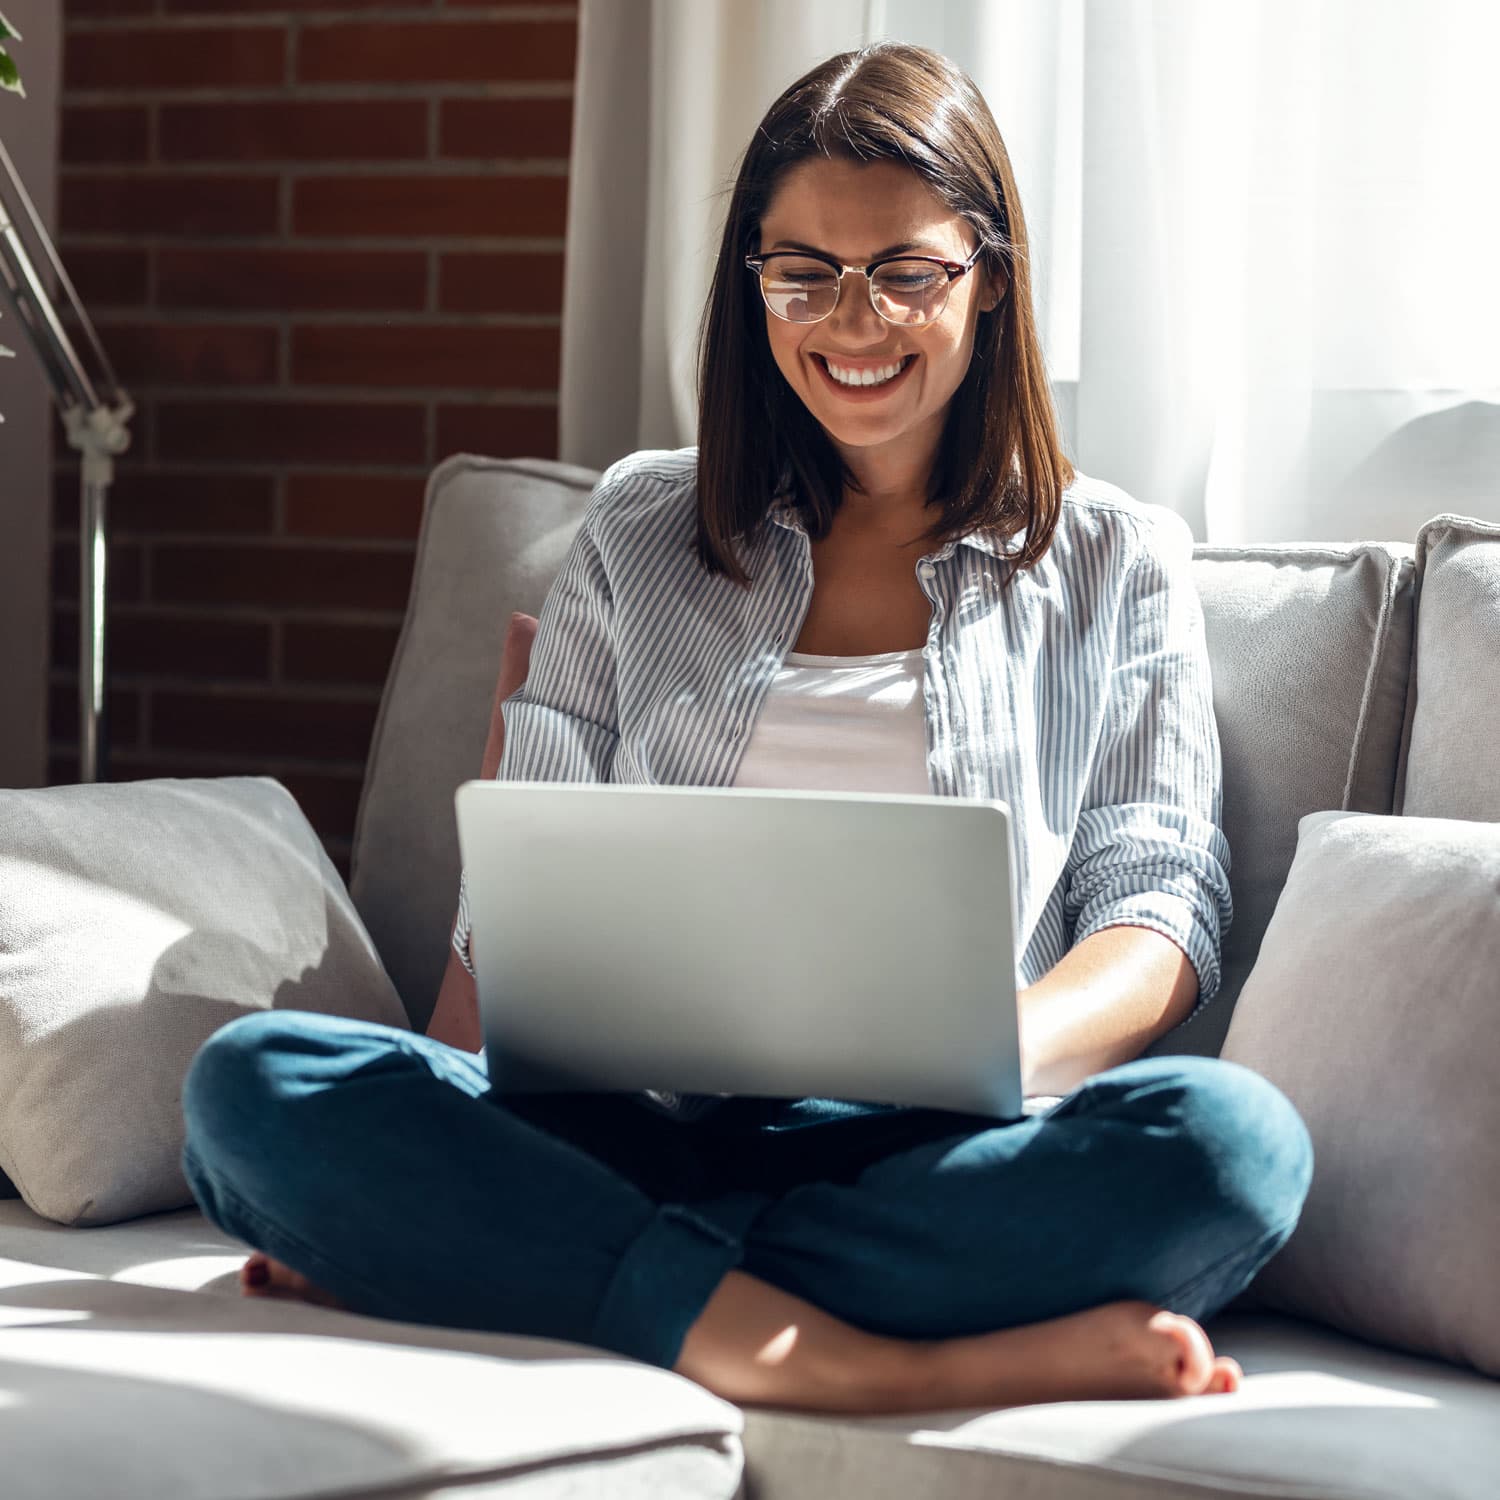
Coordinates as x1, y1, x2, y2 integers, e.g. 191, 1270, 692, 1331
239, 1250, 348, 1311
931, 1300, 1244, 1409
675, 1270, 1244, 1413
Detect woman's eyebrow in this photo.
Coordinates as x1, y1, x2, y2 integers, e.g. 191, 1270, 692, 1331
768, 238, 935, 259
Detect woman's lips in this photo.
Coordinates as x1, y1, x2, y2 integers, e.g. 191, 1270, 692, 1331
811, 353, 918, 401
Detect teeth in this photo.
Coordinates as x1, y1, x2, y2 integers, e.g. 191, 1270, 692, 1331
825, 356, 906, 387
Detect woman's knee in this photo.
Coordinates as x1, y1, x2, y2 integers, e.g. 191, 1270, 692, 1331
1086, 1053, 1314, 1240
181, 1009, 404, 1161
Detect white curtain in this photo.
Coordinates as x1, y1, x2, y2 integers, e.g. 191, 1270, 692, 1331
560, 0, 1500, 544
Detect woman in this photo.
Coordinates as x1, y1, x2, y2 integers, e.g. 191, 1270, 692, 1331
181, 42, 1312, 1415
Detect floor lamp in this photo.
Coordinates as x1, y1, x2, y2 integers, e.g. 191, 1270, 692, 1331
0, 133, 133, 783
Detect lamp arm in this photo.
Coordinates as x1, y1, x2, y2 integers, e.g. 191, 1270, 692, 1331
0, 130, 134, 782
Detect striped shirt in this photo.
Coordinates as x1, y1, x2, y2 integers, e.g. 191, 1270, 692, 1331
453, 445, 1233, 1122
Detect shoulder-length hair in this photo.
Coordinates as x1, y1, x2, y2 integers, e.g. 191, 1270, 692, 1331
696, 41, 1073, 588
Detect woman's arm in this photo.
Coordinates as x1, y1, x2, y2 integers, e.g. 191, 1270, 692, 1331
434, 491, 622, 1046
1041, 510, 1233, 1087
1018, 925, 1199, 1095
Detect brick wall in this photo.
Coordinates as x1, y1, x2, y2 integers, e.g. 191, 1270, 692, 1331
51, 0, 576, 876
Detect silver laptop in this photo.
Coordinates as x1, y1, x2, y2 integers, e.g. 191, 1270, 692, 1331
454, 781, 1062, 1119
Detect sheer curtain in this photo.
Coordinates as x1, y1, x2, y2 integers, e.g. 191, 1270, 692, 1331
560, 0, 1500, 543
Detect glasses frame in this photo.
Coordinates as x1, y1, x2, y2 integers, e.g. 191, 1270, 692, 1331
744, 243, 986, 326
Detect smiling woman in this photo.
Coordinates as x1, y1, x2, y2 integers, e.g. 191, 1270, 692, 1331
695, 43, 1070, 593
178, 40, 1310, 1423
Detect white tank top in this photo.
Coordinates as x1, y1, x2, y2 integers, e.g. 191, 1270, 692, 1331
731, 646, 932, 795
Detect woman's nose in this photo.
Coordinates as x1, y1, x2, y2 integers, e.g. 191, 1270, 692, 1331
826, 270, 887, 343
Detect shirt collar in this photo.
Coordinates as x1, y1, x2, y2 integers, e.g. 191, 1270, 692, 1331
765, 499, 1026, 559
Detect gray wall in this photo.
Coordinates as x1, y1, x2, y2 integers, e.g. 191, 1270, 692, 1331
0, 0, 59, 788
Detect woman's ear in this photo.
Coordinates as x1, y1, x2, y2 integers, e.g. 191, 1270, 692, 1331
980, 268, 1009, 314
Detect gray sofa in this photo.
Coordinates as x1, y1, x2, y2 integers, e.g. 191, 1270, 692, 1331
1, 453, 1496, 1500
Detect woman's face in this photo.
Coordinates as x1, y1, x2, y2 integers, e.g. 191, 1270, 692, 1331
755, 156, 1007, 486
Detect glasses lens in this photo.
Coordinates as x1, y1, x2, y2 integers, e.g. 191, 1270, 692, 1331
871, 260, 949, 326
760, 256, 839, 322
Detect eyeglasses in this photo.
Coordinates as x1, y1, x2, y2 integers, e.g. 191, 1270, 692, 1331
744, 244, 985, 327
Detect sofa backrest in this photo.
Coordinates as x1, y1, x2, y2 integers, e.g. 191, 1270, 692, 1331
1392, 513, 1500, 823
351, 455, 1423, 1047
1145, 541, 1415, 1060
350, 457, 598, 1028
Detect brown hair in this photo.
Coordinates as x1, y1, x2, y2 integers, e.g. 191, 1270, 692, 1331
695, 41, 1074, 588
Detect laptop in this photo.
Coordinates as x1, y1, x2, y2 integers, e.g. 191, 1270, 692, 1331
454, 780, 1063, 1119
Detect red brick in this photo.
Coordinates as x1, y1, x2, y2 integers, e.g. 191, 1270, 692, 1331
55, 247, 150, 307
439, 252, 563, 315
152, 543, 414, 612
152, 688, 379, 762
61, 106, 149, 165
64, 27, 285, 93
53, 469, 275, 537
292, 323, 559, 389
282, 620, 401, 686
155, 400, 426, 466
61, 174, 280, 237
161, 99, 427, 163
440, 97, 572, 160
52, 540, 144, 604
158, 247, 427, 313
283, 473, 426, 540
298, 20, 574, 84
293, 174, 566, 238
53, 610, 272, 681
436, 402, 556, 461
278, 768, 364, 838
49, 681, 143, 750
90, 320, 280, 387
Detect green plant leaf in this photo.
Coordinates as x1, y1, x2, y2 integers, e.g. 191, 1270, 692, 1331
0, 52, 22, 97
0, 13, 21, 42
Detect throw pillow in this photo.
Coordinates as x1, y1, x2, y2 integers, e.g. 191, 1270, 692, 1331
1219, 808, 1500, 1376
426, 611, 539, 1052
0, 776, 410, 1227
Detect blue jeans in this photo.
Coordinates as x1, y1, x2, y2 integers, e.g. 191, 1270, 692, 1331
179, 1011, 1313, 1371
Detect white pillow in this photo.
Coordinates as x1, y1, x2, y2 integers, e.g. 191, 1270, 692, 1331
1219, 809, 1500, 1376
0, 777, 410, 1226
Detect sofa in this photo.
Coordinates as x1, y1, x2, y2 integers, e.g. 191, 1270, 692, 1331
1, 451, 1497, 1500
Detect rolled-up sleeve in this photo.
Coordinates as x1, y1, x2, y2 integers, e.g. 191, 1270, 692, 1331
451, 496, 620, 978
1062, 510, 1233, 1017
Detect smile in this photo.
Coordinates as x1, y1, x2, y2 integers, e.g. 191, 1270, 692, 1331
812, 353, 918, 398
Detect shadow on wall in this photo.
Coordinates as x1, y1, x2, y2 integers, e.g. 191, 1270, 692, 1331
1329, 400, 1500, 539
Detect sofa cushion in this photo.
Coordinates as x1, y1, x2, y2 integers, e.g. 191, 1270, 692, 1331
1393, 513, 1500, 820
351, 456, 596, 1030
0, 777, 410, 1227
1215, 809, 1500, 1376
741, 1311, 1500, 1500
1145, 541, 1415, 1060
0, 1204, 743, 1500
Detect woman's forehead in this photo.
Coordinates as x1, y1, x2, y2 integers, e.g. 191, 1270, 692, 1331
758, 157, 968, 257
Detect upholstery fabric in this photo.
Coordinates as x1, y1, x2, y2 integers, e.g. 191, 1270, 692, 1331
1394, 514, 1500, 820
1144, 542, 1416, 1060
0, 1205, 743, 1500
0, 777, 409, 1226
351, 457, 595, 1030
742, 1312, 1500, 1500
428, 611, 539, 1046
1218, 809, 1500, 1376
